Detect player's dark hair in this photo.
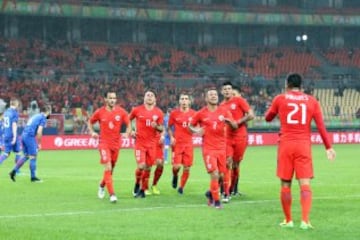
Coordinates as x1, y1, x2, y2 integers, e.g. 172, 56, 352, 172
41, 104, 52, 114
222, 81, 233, 88
286, 73, 302, 88
103, 91, 116, 98
144, 88, 157, 97
204, 87, 217, 96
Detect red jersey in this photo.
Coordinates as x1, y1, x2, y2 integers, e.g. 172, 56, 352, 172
265, 90, 331, 149
220, 96, 251, 137
129, 105, 164, 147
191, 106, 232, 151
168, 108, 196, 146
90, 106, 129, 148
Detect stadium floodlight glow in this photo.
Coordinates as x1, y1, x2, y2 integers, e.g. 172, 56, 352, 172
302, 34, 308, 41
296, 35, 302, 42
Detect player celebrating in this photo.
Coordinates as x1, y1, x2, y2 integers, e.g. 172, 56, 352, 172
168, 93, 196, 194
220, 82, 254, 202
265, 73, 336, 230
189, 88, 237, 209
87, 91, 131, 203
0, 98, 22, 169
129, 89, 164, 198
9, 104, 52, 182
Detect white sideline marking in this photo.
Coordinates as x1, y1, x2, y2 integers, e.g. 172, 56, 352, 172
0, 194, 359, 219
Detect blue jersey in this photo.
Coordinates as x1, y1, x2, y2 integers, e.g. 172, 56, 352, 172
163, 114, 170, 145
2, 107, 19, 140
22, 113, 47, 137
0, 119, 4, 147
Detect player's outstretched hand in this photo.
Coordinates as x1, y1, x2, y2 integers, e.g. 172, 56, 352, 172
326, 148, 336, 161
90, 131, 99, 138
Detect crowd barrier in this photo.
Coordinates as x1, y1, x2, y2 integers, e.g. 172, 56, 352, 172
41, 131, 360, 150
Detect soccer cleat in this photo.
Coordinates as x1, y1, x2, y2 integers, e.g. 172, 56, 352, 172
214, 200, 223, 209
133, 183, 140, 197
205, 191, 214, 206
98, 186, 105, 199
279, 220, 294, 228
222, 194, 230, 203
109, 195, 117, 203
31, 177, 43, 183
151, 185, 160, 195
145, 189, 152, 196
177, 187, 183, 195
9, 170, 16, 182
172, 175, 178, 189
299, 221, 314, 230
135, 190, 146, 198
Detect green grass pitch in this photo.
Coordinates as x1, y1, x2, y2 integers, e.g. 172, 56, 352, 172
0, 144, 359, 240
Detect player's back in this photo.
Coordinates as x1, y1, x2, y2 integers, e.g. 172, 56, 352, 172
3, 108, 18, 139
275, 90, 320, 141
22, 113, 47, 137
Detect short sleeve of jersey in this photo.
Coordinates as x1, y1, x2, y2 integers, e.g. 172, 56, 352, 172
236, 97, 251, 113
90, 109, 100, 124
129, 107, 138, 120
190, 110, 201, 126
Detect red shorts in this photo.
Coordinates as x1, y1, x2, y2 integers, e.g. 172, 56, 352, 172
172, 144, 194, 167
202, 149, 227, 174
155, 142, 164, 162
226, 136, 247, 162
277, 140, 313, 180
98, 144, 120, 165
134, 143, 156, 166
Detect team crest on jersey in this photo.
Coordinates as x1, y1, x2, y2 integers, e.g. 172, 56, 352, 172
152, 115, 158, 121
218, 115, 224, 121
230, 103, 236, 110
115, 115, 121, 121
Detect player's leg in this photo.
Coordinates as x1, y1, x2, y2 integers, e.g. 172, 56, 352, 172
134, 147, 146, 197
178, 146, 193, 194
151, 143, 164, 194
98, 146, 116, 202
172, 146, 181, 189
231, 137, 247, 195
0, 140, 12, 164
295, 143, 313, 229
13, 138, 22, 174
278, 143, 295, 227
9, 138, 28, 182
204, 150, 222, 208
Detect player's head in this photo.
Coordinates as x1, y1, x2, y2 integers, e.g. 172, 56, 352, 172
221, 81, 233, 100
41, 104, 52, 119
205, 88, 219, 106
179, 92, 192, 109
144, 89, 156, 106
286, 73, 302, 90
232, 85, 241, 97
10, 97, 19, 109
104, 91, 117, 108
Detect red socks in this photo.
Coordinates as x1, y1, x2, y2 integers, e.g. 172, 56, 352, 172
210, 179, 220, 201
180, 169, 189, 188
104, 170, 114, 196
280, 186, 292, 222
152, 166, 163, 186
300, 185, 312, 223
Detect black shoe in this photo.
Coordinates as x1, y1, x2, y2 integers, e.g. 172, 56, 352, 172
133, 183, 140, 197
172, 175, 178, 189
9, 170, 16, 182
177, 187, 183, 195
135, 189, 145, 198
31, 177, 42, 183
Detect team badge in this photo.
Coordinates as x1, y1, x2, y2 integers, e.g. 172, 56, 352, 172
218, 115, 224, 121
152, 115, 158, 121
231, 103, 236, 110
115, 115, 121, 121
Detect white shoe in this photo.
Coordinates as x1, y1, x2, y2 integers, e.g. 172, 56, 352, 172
222, 195, 230, 203
98, 186, 105, 199
110, 195, 118, 203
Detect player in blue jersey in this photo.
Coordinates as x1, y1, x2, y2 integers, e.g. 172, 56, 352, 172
9, 104, 52, 182
0, 98, 21, 167
163, 108, 171, 164
0, 99, 7, 153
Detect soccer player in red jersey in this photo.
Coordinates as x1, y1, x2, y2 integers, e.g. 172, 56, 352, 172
265, 73, 336, 229
168, 93, 196, 195
87, 91, 131, 203
129, 89, 164, 198
220, 82, 254, 202
189, 88, 237, 209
